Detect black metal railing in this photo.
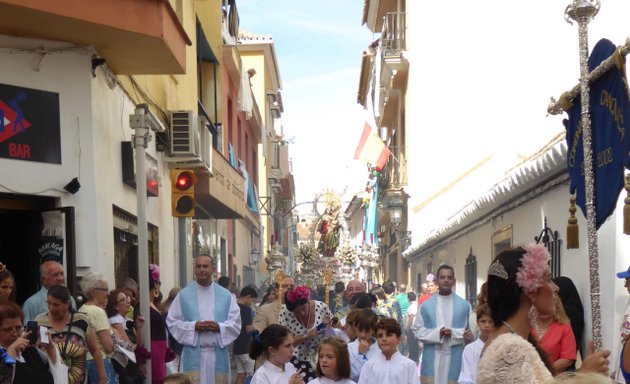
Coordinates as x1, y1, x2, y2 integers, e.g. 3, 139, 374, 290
535, 217, 562, 279
382, 12, 406, 55
378, 145, 407, 189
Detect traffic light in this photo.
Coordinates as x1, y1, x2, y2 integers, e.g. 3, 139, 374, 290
171, 169, 197, 217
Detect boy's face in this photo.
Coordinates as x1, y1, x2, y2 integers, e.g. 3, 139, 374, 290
356, 327, 374, 341
477, 314, 494, 338
243, 295, 255, 306
345, 323, 357, 341
376, 328, 400, 355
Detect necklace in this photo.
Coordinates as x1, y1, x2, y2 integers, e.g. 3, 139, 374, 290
536, 318, 552, 341
502, 321, 516, 334
297, 301, 311, 329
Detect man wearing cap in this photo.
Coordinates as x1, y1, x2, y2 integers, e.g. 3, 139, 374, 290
613, 266, 630, 382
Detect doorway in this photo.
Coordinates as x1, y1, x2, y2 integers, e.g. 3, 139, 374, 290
0, 193, 75, 304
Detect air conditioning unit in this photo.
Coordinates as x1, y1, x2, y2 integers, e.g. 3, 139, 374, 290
166, 110, 212, 174
169, 110, 200, 156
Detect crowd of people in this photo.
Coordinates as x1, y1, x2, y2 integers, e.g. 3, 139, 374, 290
0, 244, 629, 383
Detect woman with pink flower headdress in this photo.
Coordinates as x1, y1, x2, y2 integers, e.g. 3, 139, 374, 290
477, 244, 610, 383
279, 285, 334, 367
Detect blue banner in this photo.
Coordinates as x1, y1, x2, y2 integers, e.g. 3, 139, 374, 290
564, 38, 630, 229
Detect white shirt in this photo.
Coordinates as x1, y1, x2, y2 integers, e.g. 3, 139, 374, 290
310, 377, 356, 384
250, 360, 297, 384
347, 338, 380, 382
457, 337, 484, 384
357, 351, 419, 384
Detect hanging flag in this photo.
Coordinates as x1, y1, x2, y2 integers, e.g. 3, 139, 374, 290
563, 38, 630, 229
354, 121, 391, 171
364, 177, 379, 245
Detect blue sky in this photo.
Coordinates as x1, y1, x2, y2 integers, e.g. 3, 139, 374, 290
238, 1, 374, 205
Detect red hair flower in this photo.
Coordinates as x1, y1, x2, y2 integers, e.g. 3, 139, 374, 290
149, 264, 160, 284
286, 285, 310, 304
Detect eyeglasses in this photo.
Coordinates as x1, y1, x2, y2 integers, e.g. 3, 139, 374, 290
0, 326, 23, 335
93, 287, 109, 293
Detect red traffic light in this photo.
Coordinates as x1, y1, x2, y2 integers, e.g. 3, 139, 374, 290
175, 172, 194, 190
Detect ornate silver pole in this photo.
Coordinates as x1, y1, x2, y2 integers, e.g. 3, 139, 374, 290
564, 0, 602, 350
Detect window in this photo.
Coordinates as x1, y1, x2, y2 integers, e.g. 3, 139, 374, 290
535, 217, 562, 278
465, 248, 477, 307
491, 224, 512, 260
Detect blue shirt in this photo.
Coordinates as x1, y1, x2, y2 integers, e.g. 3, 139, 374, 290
23, 287, 76, 323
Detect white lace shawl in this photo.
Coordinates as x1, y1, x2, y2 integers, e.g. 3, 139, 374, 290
477, 333, 553, 384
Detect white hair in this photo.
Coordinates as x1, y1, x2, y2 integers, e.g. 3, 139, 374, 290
80, 272, 108, 298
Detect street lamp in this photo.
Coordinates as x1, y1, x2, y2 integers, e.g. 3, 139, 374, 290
387, 194, 411, 247
388, 195, 404, 226
265, 244, 286, 283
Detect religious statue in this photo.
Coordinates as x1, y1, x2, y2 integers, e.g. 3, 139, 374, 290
317, 206, 340, 256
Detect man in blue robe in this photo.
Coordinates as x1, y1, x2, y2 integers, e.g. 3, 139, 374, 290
167, 255, 241, 384
413, 265, 473, 384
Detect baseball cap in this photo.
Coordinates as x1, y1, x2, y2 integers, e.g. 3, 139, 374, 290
616, 266, 630, 279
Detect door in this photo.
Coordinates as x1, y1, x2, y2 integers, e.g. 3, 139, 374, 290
0, 206, 76, 304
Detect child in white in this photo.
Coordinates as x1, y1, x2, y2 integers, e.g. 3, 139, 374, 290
249, 324, 304, 384
310, 337, 356, 384
458, 304, 494, 384
358, 318, 419, 384
347, 309, 380, 382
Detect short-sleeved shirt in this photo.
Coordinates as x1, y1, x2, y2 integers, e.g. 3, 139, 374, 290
36, 311, 91, 384
532, 321, 576, 363
79, 304, 113, 357
279, 300, 332, 362
233, 303, 253, 355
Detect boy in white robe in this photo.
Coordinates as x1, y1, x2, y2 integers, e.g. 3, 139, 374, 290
358, 318, 419, 384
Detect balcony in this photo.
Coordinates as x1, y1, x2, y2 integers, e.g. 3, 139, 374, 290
378, 145, 408, 189
382, 12, 405, 57
0, 0, 190, 74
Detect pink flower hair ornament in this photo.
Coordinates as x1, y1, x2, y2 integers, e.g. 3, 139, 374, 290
286, 285, 310, 304
515, 244, 551, 295
149, 264, 160, 284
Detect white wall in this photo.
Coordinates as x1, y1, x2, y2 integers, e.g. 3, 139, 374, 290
0, 36, 178, 289
410, 180, 630, 360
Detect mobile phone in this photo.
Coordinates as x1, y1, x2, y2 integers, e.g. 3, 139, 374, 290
39, 326, 49, 345
25, 321, 38, 345
316, 322, 326, 331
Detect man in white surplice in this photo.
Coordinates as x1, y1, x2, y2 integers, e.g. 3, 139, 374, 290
413, 265, 473, 384
167, 255, 241, 384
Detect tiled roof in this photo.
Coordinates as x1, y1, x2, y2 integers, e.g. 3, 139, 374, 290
403, 132, 568, 259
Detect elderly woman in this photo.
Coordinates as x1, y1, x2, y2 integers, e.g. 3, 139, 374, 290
36, 285, 105, 384
79, 272, 118, 384
477, 244, 610, 382
278, 285, 333, 364
0, 299, 56, 383
106, 289, 142, 384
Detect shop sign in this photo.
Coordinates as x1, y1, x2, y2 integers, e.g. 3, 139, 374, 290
0, 83, 61, 164
38, 238, 64, 264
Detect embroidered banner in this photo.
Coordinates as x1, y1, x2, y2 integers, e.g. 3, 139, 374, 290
564, 38, 630, 229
